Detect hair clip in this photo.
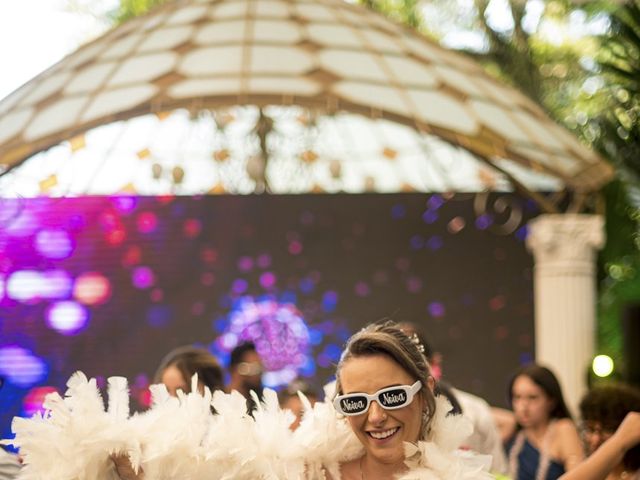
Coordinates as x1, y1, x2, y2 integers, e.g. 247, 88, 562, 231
410, 333, 425, 354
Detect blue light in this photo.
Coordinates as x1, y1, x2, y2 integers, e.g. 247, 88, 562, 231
0, 346, 47, 388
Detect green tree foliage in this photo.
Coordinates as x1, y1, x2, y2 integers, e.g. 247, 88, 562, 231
114, 0, 170, 23
590, 0, 640, 366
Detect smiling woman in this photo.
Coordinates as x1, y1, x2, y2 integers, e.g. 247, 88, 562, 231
8, 321, 495, 479
330, 321, 493, 480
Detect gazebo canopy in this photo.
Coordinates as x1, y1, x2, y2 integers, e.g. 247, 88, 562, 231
0, 0, 613, 208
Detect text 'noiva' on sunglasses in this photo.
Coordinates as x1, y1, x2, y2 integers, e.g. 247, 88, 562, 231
333, 380, 422, 416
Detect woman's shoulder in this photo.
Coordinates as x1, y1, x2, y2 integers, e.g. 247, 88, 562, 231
551, 418, 584, 468
553, 418, 579, 436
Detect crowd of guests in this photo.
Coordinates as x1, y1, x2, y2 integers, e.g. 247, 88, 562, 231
2, 321, 640, 479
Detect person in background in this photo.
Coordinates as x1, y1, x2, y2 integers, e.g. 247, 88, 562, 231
278, 379, 319, 431
227, 342, 264, 412
577, 383, 640, 480
559, 412, 640, 480
505, 364, 583, 480
398, 321, 508, 474
154, 345, 225, 396
113, 346, 224, 480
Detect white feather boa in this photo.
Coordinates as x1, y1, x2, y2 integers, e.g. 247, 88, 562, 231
4, 373, 493, 479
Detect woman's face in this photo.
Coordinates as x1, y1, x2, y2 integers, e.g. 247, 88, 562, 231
161, 364, 188, 397
339, 354, 424, 466
511, 375, 553, 429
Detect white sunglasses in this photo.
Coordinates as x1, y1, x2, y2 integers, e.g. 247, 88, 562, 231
333, 380, 422, 416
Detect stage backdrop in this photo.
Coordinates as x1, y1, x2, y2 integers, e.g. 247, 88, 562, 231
0, 193, 537, 440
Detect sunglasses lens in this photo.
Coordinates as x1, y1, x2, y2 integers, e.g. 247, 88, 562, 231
338, 395, 368, 415
238, 362, 262, 376
378, 388, 409, 408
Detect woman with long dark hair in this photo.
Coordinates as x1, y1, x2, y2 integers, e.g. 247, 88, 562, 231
505, 364, 583, 480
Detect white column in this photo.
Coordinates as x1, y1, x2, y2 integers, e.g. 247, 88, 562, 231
526, 214, 605, 415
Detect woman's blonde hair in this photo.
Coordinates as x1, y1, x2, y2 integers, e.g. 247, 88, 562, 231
334, 320, 436, 435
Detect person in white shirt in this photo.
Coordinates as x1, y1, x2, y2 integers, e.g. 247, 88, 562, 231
399, 322, 508, 474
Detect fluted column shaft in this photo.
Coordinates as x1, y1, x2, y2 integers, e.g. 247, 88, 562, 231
526, 214, 605, 415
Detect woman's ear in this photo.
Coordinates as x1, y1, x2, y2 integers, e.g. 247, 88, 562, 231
427, 376, 435, 392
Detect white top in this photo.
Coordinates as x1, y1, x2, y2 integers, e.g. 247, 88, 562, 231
452, 387, 508, 474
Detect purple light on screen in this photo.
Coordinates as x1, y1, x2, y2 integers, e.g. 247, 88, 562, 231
391, 204, 406, 219
40, 270, 73, 299
112, 196, 137, 213
46, 301, 89, 335
475, 214, 494, 230
299, 277, 314, 294
0, 277, 4, 301
7, 270, 43, 302
221, 332, 239, 350
422, 210, 438, 224
426, 236, 443, 251
354, 281, 370, 297
410, 235, 424, 250
428, 302, 446, 318
515, 225, 529, 241
321, 291, 338, 312
237, 256, 254, 272
217, 297, 310, 387
257, 254, 272, 268
146, 305, 172, 328
231, 278, 249, 294
35, 229, 74, 259
0, 346, 48, 387
427, 194, 445, 210
132, 266, 155, 289
260, 272, 276, 289
5, 211, 38, 237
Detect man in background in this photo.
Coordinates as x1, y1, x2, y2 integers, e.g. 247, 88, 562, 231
227, 342, 264, 412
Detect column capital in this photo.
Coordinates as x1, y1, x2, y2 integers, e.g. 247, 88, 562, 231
526, 214, 605, 273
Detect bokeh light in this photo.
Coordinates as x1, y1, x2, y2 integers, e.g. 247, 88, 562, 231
213, 296, 310, 388
132, 266, 155, 289
6, 270, 42, 302
112, 196, 137, 214
5, 270, 71, 303
428, 302, 445, 318
137, 212, 158, 233
46, 301, 89, 335
592, 355, 614, 377
23, 386, 58, 417
73, 272, 111, 305
40, 270, 73, 299
35, 229, 74, 259
183, 218, 202, 238
0, 347, 48, 387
